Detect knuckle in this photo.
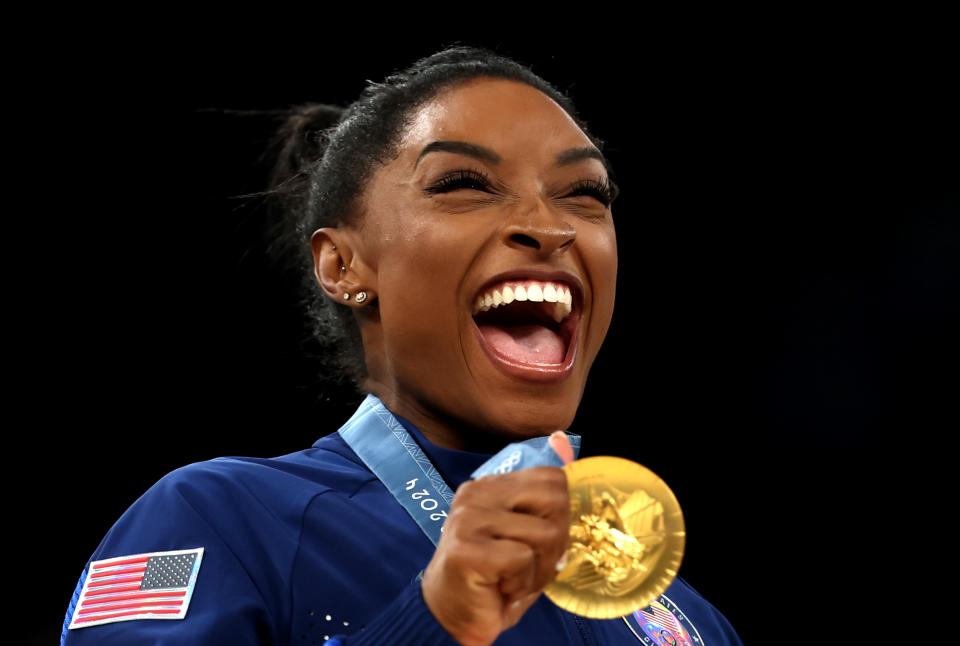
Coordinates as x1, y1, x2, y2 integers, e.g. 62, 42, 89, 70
536, 465, 566, 480
547, 468, 569, 489
531, 467, 569, 492
541, 490, 568, 515
445, 541, 477, 568
517, 542, 536, 564
447, 508, 475, 537
446, 503, 468, 523
545, 523, 564, 545
453, 479, 477, 501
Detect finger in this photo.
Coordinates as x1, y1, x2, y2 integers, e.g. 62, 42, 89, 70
549, 431, 574, 464
453, 507, 564, 545
485, 539, 536, 599
498, 567, 534, 602
455, 467, 568, 518
452, 508, 568, 592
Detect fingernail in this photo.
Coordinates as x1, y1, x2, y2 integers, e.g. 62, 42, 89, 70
549, 431, 574, 465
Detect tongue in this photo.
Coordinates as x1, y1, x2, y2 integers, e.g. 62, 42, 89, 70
478, 323, 566, 365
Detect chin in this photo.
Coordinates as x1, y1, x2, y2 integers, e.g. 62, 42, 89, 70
476, 388, 582, 441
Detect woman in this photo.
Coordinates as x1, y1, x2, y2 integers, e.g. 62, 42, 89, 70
61, 47, 742, 645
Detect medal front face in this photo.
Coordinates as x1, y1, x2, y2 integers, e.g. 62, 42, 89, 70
544, 457, 685, 619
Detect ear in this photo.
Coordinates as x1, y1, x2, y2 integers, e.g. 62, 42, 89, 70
310, 228, 377, 306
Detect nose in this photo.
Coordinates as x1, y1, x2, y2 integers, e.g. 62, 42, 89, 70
503, 199, 576, 257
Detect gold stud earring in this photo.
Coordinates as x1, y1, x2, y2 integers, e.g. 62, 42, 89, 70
343, 293, 350, 301
355, 291, 368, 304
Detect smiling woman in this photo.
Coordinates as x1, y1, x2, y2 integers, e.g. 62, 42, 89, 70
61, 47, 742, 646
316, 78, 619, 451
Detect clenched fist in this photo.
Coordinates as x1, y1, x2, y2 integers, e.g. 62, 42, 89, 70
421, 462, 571, 646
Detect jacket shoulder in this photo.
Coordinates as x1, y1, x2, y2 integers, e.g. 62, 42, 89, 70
143, 431, 375, 517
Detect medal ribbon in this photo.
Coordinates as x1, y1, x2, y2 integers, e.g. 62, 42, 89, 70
338, 394, 579, 546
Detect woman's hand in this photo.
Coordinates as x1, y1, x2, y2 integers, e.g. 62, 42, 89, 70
421, 433, 573, 646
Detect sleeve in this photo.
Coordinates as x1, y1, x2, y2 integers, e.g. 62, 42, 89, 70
61, 466, 281, 646
326, 578, 460, 646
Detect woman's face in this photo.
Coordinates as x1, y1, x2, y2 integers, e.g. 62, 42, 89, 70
346, 78, 617, 448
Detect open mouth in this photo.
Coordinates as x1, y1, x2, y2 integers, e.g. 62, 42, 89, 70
471, 278, 580, 380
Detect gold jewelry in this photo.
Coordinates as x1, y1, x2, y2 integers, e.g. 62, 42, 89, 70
343, 293, 351, 301
544, 456, 685, 619
355, 291, 368, 304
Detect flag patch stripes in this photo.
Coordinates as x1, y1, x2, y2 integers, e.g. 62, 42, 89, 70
68, 548, 204, 629
641, 602, 681, 631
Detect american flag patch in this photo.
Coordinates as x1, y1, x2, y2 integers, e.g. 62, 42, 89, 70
68, 548, 204, 629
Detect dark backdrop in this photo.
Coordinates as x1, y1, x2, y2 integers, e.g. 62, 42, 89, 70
18, 21, 957, 645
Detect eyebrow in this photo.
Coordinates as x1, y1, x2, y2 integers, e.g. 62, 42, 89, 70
555, 146, 608, 169
415, 141, 501, 168
414, 140, 611, 173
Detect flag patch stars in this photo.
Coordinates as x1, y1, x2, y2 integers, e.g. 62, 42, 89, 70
67, 548, 204, 630
141, 552, 197, 589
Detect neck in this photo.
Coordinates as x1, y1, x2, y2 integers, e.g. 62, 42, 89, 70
367, 387, 514, 454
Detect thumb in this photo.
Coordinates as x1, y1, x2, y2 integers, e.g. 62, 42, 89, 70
548, 431, 574, 465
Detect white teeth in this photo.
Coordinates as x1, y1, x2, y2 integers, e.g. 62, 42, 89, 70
472, 280, 576, 322
553, 286, 573, 322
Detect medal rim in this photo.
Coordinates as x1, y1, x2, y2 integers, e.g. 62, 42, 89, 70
545, 456, 685, 619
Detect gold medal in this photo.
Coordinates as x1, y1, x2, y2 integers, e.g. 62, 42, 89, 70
544, 456, 685, 619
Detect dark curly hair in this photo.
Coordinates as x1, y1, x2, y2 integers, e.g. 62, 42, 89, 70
264, 45, 614, 391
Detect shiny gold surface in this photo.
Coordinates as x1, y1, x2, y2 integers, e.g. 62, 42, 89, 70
544, 456, 685, 619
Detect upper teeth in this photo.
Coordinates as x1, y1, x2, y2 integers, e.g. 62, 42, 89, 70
473, 280, 574, 323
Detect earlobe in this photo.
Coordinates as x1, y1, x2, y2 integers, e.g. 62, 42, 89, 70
310, 228, 377, 306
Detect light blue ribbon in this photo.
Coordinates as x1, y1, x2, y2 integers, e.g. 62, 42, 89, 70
338, 394, 579, 546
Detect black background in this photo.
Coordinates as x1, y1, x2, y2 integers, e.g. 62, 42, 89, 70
17, 17, 958, 645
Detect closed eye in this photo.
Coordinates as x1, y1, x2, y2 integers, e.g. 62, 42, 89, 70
565, 177, 618, 207
424, 169, 494, 195
424, 169, 619, 207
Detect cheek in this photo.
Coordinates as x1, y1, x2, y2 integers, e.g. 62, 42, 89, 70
378, 262, 457, 338
599, 226, 619, 280
584, 222, 619, 294
377, 280, 464, 394
373, 227, 474, 370
582, 222, 619, 345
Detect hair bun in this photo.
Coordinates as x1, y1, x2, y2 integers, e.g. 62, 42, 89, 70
268, 103, 343, 191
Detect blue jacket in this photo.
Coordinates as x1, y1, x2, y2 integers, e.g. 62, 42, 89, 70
62, 405, 742, 645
